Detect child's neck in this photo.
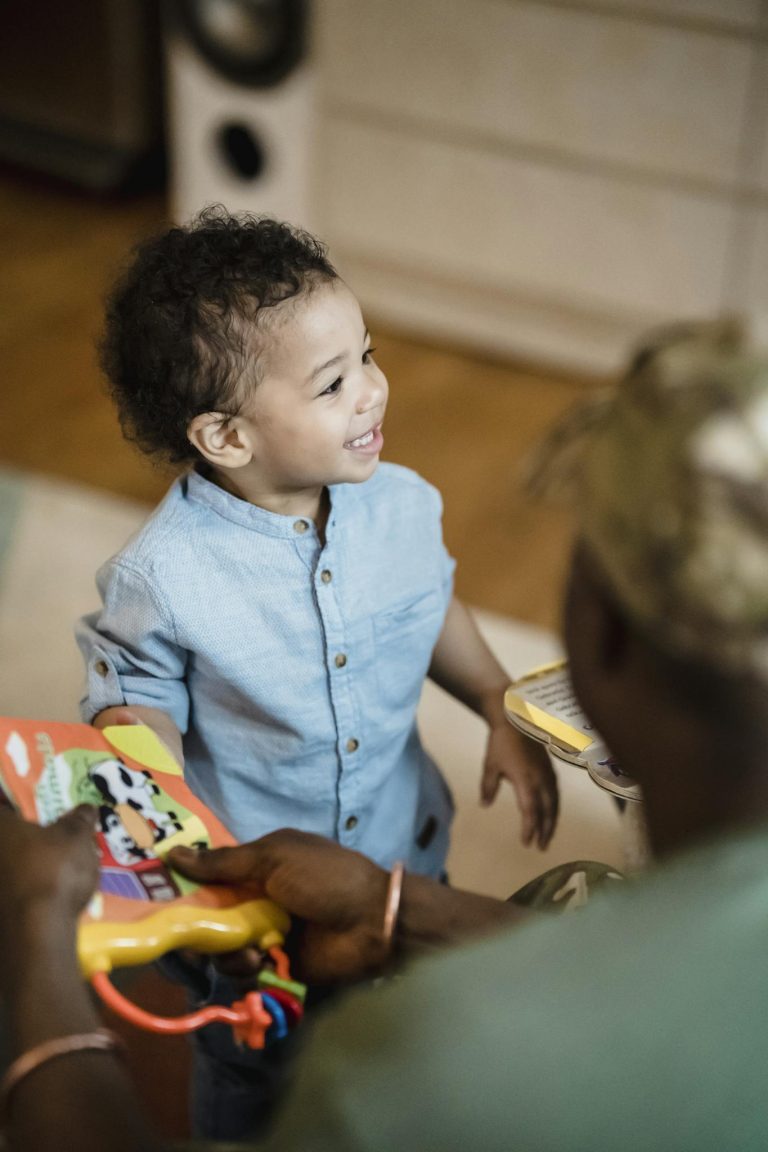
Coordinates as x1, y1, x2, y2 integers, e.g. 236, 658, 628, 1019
206, 466, 329, 534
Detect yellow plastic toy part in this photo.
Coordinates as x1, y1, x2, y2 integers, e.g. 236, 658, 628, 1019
79, 898, 291, 978
102, 724, 184, 777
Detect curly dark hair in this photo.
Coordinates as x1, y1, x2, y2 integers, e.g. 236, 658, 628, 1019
100, 207, 338, 464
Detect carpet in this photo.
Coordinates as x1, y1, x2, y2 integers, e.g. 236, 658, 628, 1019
0, 467, 625, 898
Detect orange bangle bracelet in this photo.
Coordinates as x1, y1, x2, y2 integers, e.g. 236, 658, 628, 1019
382, 861, 405, 951
1, 1029, 124, 1119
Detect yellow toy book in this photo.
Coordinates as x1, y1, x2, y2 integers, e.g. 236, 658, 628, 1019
0, 717, 304, 1048
504, 660, 641, 802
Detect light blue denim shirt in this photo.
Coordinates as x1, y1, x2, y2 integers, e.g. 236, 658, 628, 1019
76, 463, 456, 877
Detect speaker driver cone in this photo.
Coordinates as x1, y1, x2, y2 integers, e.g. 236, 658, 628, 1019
176, 0, 306, 86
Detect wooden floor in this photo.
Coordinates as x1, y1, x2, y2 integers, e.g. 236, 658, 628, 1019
0, 170, 597, 633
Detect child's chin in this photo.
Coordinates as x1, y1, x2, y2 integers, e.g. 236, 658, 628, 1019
343, 455, 381, 482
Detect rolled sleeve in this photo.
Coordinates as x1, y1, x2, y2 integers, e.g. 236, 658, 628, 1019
76, 560, 190, 731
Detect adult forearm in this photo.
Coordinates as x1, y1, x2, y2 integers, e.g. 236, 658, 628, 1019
4, 905, 162, 1152
395, 873, 528, 955
6, 906, 100, 1050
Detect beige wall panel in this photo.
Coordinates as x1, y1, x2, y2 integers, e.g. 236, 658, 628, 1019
739, 208, 768, 335
318, 0, 752, 186
332, 253, 644, 373
588, 0, 762, 28
318, 119, 731, 320
755, 45, 768, 193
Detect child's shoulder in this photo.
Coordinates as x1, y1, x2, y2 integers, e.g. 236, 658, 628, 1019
338, 465, 444, 541
104, 473, 205, 575
363, 461, 442, 504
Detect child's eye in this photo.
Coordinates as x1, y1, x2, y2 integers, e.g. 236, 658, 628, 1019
362, 346, 377, 365
320, 376, 343, 396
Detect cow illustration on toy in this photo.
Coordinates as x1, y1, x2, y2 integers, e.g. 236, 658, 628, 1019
89, 758, 184, 845
87, 758, 189, 902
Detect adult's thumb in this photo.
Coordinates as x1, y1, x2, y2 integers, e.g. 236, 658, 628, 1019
58, 803, 99, 837
168, 844, 247, 885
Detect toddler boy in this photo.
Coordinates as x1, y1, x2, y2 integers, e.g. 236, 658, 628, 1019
77, 208, 558, 1138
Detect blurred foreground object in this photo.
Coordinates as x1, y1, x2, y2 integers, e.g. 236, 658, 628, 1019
533, 320, 768, 680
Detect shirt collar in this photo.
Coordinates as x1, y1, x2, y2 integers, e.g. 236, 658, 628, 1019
184, 468, 345, 539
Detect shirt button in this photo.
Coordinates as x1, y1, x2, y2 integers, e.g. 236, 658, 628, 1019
346, 738, 359, 753
293, 520, 308, 534
345, 815, 358, 831
334, 653, 347, 669
320, 569, 332, 583
94, 660, 109, 678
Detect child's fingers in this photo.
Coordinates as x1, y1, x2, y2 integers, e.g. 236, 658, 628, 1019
536, 799, 556, 850
110, 708, 143, 726
520, 804, 537, 847
486, 754, 558, 846
93, 706, 142, 729
480, 764, 502, 806
506, 774, 538, 846
535, 778, 560, 850
483, 762, 544, 844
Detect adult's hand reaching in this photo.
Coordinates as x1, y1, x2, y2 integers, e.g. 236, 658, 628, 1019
169, 829, 391, 984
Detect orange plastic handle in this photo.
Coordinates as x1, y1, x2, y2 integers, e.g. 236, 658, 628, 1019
91, 971, 273, 1049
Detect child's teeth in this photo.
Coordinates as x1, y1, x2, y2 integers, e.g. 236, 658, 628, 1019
349, 430, 374, 447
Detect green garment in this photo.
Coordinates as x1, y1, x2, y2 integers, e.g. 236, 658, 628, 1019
262, 826, 768, 1152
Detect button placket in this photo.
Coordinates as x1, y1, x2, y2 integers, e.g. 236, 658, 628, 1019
315, 545, 363, 827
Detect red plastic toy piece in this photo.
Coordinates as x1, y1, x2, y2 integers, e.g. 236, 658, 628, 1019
91, 971, 273, 1049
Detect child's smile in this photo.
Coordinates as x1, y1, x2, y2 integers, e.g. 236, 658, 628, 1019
214, 279, 389, 518
344, 423, 384, 453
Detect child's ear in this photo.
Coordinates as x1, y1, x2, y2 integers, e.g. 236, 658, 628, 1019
187, 413, 254, 468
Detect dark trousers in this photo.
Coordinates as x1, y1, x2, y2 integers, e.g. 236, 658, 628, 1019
158, 954, 336, 1143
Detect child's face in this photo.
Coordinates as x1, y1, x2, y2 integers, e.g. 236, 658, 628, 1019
236, 280, 388, 500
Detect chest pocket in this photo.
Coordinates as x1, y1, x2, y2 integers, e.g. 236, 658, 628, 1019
373, 589, 445, 711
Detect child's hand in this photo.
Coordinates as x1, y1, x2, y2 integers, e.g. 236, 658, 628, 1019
481, 724, 559, 850
93, 704, 184, 766
93, 705, 143, 728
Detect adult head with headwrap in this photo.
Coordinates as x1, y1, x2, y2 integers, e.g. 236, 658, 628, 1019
530, 319, 768, 854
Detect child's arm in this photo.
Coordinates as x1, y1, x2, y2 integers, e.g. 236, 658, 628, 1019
428, 597, 559, 849
92, 705, 184, 766
76, 561, 190, 762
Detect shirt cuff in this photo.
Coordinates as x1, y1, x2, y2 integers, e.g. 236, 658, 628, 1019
79, 646, 126, 723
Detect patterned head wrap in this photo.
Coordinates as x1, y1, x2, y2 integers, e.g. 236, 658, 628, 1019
528, 321, 768, 677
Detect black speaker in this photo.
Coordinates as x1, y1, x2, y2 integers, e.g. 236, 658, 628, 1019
166, 0, 315, 225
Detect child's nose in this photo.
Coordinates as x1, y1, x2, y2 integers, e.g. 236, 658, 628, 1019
356, 372, 387, 414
